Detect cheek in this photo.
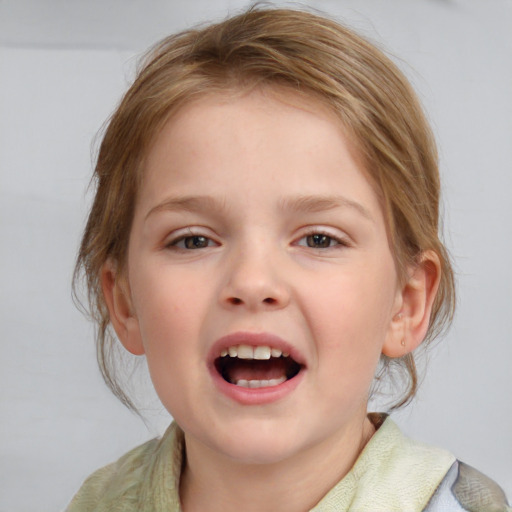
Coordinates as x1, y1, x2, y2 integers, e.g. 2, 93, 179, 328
128, 268, 210, 410
301, 263, 396, 355
129, 266, 204, 356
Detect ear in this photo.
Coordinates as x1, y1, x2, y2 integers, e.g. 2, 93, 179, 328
101, 259, 145, 355
382, 250, 441, 358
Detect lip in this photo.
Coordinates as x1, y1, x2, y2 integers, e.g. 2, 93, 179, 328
207, 331, 306, 405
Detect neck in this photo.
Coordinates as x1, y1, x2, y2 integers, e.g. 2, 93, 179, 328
179, 415, 375, 512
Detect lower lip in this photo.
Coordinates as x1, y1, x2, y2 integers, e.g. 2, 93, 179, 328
209, 365, 305, 405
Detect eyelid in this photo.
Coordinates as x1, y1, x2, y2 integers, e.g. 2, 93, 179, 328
164, 227, 220, 249
294, 226, 352, 248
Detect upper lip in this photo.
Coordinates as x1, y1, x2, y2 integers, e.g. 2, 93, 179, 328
208, 331, 306, 366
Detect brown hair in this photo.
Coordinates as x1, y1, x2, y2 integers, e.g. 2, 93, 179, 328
74, 6, 455, 410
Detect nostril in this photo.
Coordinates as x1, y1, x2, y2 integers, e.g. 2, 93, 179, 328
263, 297, 277, 304
229, 297, 243, 305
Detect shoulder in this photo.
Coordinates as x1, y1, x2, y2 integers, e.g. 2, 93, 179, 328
65, 436, 161, 512
314, 414, 458, 511
353, 415, 457, 510
424, 459, 511, 512
328, 415, 511, 512
366, 416, 510, 511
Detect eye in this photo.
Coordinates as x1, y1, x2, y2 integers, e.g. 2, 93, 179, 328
296, 232, 346, 249
169, 234, 216, 250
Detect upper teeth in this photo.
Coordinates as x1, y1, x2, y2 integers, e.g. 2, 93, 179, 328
220, 345, 289, 360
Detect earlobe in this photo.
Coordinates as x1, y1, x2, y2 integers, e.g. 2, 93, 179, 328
382, 251, 441, 358
101, 260, 145, 356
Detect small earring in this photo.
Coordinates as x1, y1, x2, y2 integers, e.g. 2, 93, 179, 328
401, 339, 406, 347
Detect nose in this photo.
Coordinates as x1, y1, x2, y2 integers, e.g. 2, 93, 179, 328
219, 247, 290, 311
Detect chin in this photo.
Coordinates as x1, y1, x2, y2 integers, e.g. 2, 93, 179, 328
224, 441, 300, 466
211, 421, 308, 466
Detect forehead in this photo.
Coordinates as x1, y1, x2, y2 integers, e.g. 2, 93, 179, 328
147, 85, 360, 158
137, 88, 385, 224
143, 87, 366, 184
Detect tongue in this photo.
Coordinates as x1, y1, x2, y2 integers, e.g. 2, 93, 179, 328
227, 359, 288, 383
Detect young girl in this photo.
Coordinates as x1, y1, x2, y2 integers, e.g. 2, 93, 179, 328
67, 7, 510, 512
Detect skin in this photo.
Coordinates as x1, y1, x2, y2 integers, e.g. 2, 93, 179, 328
102, 88, 440, 512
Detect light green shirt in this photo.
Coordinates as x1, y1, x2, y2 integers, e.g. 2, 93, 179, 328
67, 415, 456, 511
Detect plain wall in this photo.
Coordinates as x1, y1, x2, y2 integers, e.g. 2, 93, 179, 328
0, 1, 511, 510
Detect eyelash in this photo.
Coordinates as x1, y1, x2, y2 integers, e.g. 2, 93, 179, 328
165, 228, 349, 251
166, 232, 218, 250
295, 230, 349, 250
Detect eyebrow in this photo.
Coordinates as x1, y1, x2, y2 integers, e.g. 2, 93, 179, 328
278, 194, 374, 222
145, 195, 228, 220
145, 194, 374, 222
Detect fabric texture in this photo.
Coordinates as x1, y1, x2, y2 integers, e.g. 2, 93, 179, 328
424, 460, 511, 512
66, 414, 509, 511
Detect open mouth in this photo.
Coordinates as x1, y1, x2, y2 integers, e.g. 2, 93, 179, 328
214, 344, 303, 388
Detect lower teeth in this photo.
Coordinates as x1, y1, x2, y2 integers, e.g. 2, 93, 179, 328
235, 376, 287, 388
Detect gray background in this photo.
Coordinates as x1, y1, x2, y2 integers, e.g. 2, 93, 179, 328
0, 1, 511, 510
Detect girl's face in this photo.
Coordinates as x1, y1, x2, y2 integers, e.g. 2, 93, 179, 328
113, 89, 403, 465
